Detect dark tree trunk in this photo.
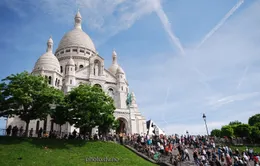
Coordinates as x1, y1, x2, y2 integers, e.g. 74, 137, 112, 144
60, 124, 62, 136
88, 128, 92, 140
25, 120, 30, 137
84, 126, 87, 140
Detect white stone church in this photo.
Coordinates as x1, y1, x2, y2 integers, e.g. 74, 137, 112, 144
7, 11, 147, 136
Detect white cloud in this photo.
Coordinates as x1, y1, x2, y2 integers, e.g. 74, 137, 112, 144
2, 0, 159, 46
208, 92, 260, 109
154, 0, 185, 54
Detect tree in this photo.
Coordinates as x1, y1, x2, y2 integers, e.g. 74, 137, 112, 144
98, 115, 117, 136
229, 120, 242, 126
221, 125, 234, 138
254, 122, 260, 130
1, 71, 64, 135
250, 126, 260, 143
50, 104, 69, 133
248, 114, 260, 126
233, 124, 251, 138
67, 84, 115, 139
0, 83, 7, 117
211, 129, 221, 137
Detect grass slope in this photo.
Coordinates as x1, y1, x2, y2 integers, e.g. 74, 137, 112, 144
230, 145, 260, 154
0, 137, 156, 166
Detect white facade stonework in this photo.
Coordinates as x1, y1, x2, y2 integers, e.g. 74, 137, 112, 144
7, 11, 147, 135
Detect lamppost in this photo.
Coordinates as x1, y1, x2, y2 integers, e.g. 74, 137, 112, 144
202, 113, 209, 136
186, 130, 189, 136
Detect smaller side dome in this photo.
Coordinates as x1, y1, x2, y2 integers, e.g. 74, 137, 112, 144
67, 57, 75, 66
109, 64, 118, 75
33, 37, 60, 73
116, 66, 125, 74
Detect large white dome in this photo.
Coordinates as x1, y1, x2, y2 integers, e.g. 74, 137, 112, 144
56, 11, 96, 53
56, 28, 96, 52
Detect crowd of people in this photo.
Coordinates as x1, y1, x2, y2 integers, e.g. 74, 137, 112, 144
2, 126, 260, 166
123, 133, 260, 166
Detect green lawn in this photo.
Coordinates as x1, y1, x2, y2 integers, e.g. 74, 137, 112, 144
0, 136, 156, 166
230, 145, 260, 154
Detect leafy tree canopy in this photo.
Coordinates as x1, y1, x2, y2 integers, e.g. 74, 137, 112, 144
250, 126, 260, 143
1, 71, 64, 133
229, 120, 242, 126
67, 84, 115, 138
254, 122, 260, 130
221, 125, 234, 138
248, 114, 260, 126
233, 124, 251, 138
210, 129, 221, 137
0, 82, 7, 117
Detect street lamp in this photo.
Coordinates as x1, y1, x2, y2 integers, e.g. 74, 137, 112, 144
186, 130, 189, 136
202, 113, 209, 136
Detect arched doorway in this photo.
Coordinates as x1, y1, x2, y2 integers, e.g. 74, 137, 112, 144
116, 118, 128, 134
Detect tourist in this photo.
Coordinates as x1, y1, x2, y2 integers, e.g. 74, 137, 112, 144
19, 126, 23, 137
11, 126, 18, 136
193, 149, 199, 165
225, 154, 232, 166
184, 146, 190, 161
29, 128, 33, 137
6, 125, 11, 136
38, 127, 43, 138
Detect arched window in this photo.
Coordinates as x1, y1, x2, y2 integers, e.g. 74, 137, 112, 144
94, 84, 102, 89
79, 65, 83, 69
75, 64, 77, 71
70, 80, 72, 84
108, 88, 114, 98
48, 76, 52, 85
60, 66, 63, 73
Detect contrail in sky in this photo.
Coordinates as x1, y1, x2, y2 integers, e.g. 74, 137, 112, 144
197, 0, 244, 49
154, 1, 185, 55
237, 66, 249, 90
193, 67, 212, 90
161, 87, 171, 125
152, 0, 185, 125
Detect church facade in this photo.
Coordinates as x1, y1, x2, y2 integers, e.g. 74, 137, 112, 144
6, 11, 147, 136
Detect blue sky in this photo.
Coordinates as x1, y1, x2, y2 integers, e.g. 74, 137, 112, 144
0, 0, 260, 135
